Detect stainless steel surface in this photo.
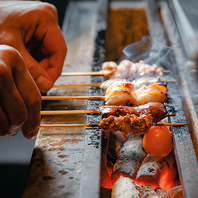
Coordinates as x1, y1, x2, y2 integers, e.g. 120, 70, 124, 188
166, 0, 198, 73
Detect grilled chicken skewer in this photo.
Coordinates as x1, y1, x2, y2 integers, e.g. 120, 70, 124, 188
53, 77, 175, 89
105, 82, 167, 105
42, 82, 168, 106
61, 60, 170, 79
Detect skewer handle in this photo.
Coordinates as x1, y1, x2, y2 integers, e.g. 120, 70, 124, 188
157, 122, 186, 126
40, 122, 185, 128
40, 124, 98, 127
41, 110, 100, 115
61, 70, 170, 76
61, 71, 103, 76
42, 96, 106, 100
53, 83, 102, 88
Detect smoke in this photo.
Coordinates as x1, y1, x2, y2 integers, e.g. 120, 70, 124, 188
122, 34, 173, 70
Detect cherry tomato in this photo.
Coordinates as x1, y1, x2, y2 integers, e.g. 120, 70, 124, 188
143, 126, 173, 157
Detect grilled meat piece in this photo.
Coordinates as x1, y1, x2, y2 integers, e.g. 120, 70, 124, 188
112, 133, 146, 183
100, 102, 167, 123
105, 82, 167, 106
99, 114, 154, 135
100, 77, 166, 90
102, 60, 164, 79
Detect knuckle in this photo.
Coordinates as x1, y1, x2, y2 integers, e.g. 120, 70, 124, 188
0, 32, 18, 47
0, 46, 25, 72
29, 94, 42, 111
43, 3, 58, 16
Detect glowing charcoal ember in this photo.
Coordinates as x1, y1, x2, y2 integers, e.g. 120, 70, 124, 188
111, 176, 142, 198
105, 82, 167, 106
107, 131, 125, 164
140, 185, 161, 198
136, 151, 175, 189
99, 102, 167, 123
100, 136, 112, 189
112, 133, 147, 184
155, 188, 171, 198
167, 186, 184, 198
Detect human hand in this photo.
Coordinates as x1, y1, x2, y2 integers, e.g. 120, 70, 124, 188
0, 45, 41, 139
0, 1, 67, 92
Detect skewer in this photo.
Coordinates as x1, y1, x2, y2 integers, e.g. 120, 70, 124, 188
53, 83, 102, 88
61, 70, 170, 76
61, 71, 103, 76
40, 122, 185, 128
42, 96, 105, 100
41, 110, 100, 115
52, 80, 175, 88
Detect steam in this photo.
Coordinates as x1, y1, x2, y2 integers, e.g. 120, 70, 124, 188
122, 35, 173, 70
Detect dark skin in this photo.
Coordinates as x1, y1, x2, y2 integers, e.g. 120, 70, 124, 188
0, 1, 67, 92
0, 1, 67, 139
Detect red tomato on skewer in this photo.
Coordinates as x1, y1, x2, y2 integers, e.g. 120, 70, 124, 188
143, 126, 173, 157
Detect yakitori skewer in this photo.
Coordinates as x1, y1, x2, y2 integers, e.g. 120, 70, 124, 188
52, 78, 175, 89
41, 102, 173, 123
52, 83, 102, 88
61, 60, 170, 79
42, 96, 105, 100
43, 82, 168, 106
40, 122, 185, 128
41, 109, 100, 115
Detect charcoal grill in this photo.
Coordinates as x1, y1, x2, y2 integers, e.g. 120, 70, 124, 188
22, 1, 198, 198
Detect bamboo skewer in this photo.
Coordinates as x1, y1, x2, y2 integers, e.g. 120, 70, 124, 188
61, 71, 103, 76
42, 96, 106, 100
40, 122, 186, 128
41, 110, 100, 115
60, 70, 170, 76
53, 83, 102, 88
41, 110, 176, 116
52, 80, 176, 88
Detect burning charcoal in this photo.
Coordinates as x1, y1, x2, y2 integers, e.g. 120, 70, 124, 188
167, 186, 184, 198
140, 185, 161, 198
111, 175, 142, 198
136, 151, 175, 189
100, 136, 112, 189
100, 187, 111, 198
155, 188, 171, 198
107, 131, 125, 163
112, 133, 147, 184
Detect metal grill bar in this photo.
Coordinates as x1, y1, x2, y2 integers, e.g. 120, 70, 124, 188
146, 1, 198, 197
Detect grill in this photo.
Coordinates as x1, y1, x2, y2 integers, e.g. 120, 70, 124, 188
23, 1, 198, 198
